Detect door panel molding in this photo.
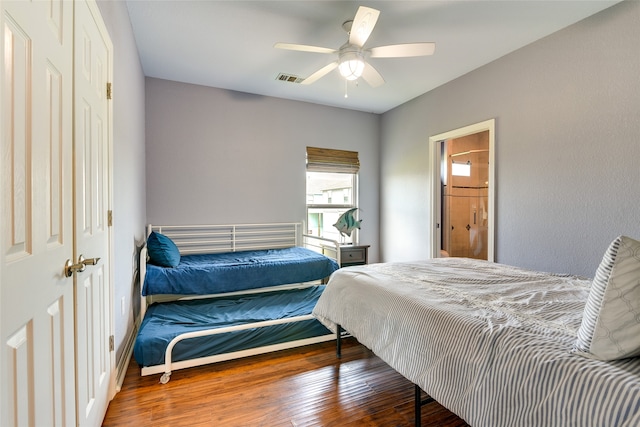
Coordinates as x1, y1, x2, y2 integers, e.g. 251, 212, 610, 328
3, 14, 32, 260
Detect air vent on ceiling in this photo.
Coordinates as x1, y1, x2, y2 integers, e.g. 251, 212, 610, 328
276, 73, 303, 84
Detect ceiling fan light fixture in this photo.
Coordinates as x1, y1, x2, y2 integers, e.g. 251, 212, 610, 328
274, 6, 434, 89
338, 51, 365, 81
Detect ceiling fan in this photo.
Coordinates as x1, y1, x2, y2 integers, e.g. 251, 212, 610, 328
274, 6, 435, 87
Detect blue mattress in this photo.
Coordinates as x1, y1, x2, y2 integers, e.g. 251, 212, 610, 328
134, 285, 331, 367
143, 246, 339, 296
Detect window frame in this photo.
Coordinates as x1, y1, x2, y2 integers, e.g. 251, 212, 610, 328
305, 147, 360, 244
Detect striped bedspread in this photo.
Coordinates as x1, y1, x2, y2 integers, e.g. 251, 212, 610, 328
312, 258, 640, 426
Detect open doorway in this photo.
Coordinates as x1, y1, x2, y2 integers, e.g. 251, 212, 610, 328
441, 132, 489, 259
429, 119, 495, 261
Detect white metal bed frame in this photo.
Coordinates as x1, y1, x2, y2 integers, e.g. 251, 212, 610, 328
138, 222, 340, 383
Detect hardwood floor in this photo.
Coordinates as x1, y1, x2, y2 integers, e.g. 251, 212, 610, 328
102, 338, 469, 427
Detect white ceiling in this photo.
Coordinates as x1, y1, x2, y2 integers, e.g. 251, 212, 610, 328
126, 1, 620, 114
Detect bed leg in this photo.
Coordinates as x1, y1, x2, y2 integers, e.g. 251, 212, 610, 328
414, 384, 421, 427
414, 384, 435, 427
336, 324, 342, 358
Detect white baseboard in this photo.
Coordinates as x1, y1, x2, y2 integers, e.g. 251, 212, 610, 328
115, 326, 137, 392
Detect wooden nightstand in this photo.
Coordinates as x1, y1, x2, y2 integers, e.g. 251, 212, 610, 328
338, 244, 369, 267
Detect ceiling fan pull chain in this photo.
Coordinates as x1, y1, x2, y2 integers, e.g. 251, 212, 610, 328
344, 79, 348, 98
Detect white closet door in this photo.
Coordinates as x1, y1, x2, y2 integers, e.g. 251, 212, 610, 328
0, 1, 76, 426
73, 0, 114, 426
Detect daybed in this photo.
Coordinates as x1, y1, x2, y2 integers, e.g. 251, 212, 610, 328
313, 235, 640, 426
134, 222, 340, 383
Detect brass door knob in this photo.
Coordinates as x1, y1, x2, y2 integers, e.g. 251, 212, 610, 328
64, 254, 101, 277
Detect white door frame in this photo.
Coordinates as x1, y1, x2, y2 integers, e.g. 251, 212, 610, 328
429, 119, 495, 261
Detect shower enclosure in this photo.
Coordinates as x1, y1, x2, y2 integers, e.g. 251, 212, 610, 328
441, 131, 489, 260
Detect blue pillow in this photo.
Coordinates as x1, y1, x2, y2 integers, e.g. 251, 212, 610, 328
147, 231, 180, 267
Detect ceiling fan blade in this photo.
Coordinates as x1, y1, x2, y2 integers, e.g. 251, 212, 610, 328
349, 6, 380, 48
274, 42, 336, 54
361, 62, 385, 88
369, 42, 436, 58
301, 62, 338, 85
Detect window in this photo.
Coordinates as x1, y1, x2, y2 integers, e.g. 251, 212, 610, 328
306, 147, 359, 244
451, 161, 471, 177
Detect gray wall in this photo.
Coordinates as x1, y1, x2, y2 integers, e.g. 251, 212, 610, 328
101, 0, 638, 364
145, 78, 381, 262
97, 1, 147, 362
380, 0, 640, 277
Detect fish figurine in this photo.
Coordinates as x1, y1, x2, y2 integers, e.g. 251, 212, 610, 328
333, 208, 362, 237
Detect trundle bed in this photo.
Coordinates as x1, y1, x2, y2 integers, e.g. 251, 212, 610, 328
313, 235, 640, 426
134, 223, 340, 383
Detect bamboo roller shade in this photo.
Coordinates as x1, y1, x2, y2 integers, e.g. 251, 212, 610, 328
306, 146, 360, 173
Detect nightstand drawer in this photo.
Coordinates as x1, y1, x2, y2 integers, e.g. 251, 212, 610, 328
341, 248, 366, 264
322, 244, 370, 267
339, 244, 369, 267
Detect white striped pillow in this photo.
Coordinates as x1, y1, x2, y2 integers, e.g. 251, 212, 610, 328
575, 235, 640, 360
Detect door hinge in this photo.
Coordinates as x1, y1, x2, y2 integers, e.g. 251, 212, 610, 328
106, 82, 112, 100
108, 210, 113, 227
109, 335, 114, 352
